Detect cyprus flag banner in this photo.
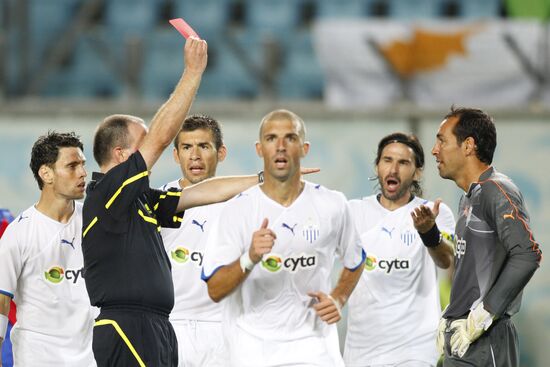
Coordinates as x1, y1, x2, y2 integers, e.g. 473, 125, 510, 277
313, 20, 550, 109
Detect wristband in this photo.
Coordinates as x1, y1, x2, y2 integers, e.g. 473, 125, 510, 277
418, 224, 442, 248
257, 170, 264, 184
239, 252, 255, 273
327, 294, 342, 318
0, 314, 8, 341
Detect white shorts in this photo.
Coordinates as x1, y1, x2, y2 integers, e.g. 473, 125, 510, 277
228, 325, 344, 367
171, 319, 225, 367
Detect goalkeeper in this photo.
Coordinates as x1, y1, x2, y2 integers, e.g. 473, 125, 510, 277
429, 107, 542, 366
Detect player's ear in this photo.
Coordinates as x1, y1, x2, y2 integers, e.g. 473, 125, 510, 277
39, 164, 54, 186
172, 147, 180, 164
217, 145, 227, 162
255, 141, 263, 158
413, 166, 422, 181
301, 141, 310, 157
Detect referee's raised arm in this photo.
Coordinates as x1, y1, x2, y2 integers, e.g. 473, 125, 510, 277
139, 37, 207, 170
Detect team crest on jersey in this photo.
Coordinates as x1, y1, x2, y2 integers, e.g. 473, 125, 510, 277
302, 218, 320, 244
44, 266, 84, 284
400, 230, 417, 246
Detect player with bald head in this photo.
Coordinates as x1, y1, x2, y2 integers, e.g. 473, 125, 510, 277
202, 109, 365, 367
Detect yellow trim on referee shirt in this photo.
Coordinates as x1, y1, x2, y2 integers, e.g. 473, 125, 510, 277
83, 216, 98, 238
159, 191, 181, 200
138, 209, 158, 225
94, 319, 146, 367
105, 171, 149, 209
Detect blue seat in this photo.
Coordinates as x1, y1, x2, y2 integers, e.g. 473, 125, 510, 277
459, 0, 501, 18
276, 31, 324, 99
28, 0, 78, 70
389, 0, 440, 19
172, 0, 231, 41
199, 31, 260, 99
59, 32, 118, 98
316, 0, 372, 18
141, 28, 185, 100
245, 0, 303, 34
105, 0, 159, 40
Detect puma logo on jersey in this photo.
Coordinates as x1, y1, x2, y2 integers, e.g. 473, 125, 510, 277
282, 222, 297, 235
381, 227, 395, 238
191, 219, 206, 232
60, 237, 75, 249
18, 215, 29, 223
503, 210, 515, 220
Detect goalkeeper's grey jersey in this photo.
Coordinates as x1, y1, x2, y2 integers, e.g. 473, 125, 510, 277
444, 167, 542, 319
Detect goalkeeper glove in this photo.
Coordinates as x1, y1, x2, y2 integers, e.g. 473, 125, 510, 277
449, 302, 494, 357
436, 317, 447, 356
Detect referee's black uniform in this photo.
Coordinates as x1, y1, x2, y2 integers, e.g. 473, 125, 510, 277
82, 151, 183, 367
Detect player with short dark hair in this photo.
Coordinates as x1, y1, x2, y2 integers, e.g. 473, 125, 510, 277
0, 131, 96, 366
160, 114, 227, 366
428, 107, 542, 366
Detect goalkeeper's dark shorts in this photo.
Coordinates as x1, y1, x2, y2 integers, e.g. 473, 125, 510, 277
92, 307, 178, 367
442, 316, 518, 367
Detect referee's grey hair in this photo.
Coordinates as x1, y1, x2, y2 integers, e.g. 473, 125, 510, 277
93, 114, 142, 166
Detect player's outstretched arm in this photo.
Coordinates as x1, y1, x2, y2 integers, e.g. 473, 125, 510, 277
177, 167, 320, 212
309, 265, 363, 325
207, 219, 276, 302
411, 199, 454, 269
139, 37, 207, 170
177, 175, 259, 212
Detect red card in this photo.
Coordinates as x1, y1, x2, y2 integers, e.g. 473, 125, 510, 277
169, 18, 200, 39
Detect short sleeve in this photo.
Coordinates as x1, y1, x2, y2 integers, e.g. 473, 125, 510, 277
147, 188, 184, 228
436, 202, 456, 234
201, 201, 247, 281
0, 223, 23, 299
336, 199, 366, 271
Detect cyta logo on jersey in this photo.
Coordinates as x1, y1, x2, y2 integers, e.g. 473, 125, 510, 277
44, 266, 84, 284
171, 246, 203, 266
363, 254, 410, 274
261, 253, 317, 273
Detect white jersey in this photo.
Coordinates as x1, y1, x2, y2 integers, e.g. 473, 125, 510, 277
160, 180, 223, 322
344, 195, 455, 366
0, 203, 97, 367
202, 182, 364, 366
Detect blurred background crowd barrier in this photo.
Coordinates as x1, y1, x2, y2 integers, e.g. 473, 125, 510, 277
0, 0, 549, 366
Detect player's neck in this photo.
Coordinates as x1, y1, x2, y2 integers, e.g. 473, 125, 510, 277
35, 191, 75, 223
378, 192, 413, 211
456, 162, 491, 192
260, 175, 304, 207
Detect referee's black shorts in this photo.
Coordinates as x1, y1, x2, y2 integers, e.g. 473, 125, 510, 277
442, 316, 518, 367
92, 307, 178, 367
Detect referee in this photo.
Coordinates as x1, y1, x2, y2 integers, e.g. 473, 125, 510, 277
82, 38, 259, 367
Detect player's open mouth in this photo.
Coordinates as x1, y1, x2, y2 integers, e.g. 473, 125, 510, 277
188, 165, 204, 174
274, 157, 288, 168
385, 178, 400, 192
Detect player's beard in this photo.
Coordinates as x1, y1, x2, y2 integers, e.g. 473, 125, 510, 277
379, 175, 414, 202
